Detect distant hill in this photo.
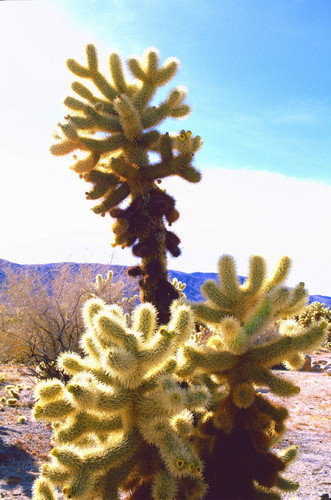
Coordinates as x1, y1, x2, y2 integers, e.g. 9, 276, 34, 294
0, 258, 330, 307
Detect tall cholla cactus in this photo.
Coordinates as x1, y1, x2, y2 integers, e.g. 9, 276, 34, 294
177, 255, 327, 500
50, 45, 202, 323
32, 298, 210, 500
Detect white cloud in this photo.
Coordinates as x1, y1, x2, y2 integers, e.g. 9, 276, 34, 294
162, 168, 331, 296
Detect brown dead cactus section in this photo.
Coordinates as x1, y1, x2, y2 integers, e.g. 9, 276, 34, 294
50, 45, 202, 324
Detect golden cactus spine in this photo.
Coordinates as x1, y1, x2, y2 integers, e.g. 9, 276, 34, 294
51, 45, 202, 324
32, 298, 210, 500
178, 255, 327, 500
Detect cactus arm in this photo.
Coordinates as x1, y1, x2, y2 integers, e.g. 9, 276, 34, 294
151, 470, 178, 500
55, 411, 122, 443
109, 52, 127, 93
67, 45, 118, 101
249, 323, 327, 367
87, 366, 116, 385
32, 477, 56, 500
69, 112, 122, 134
217, 255, 241, 300
277, 445, 298, 468
50, 447, 83, 470
184, 385, 211, 411
263, 256, 291, 293
63, 96, 121, 133
140, 103, 169, 129
113, 94, 143, 141
70, 151, 101, 174
139, 335, 174, 366
139, 309, 192, 366
94, 313, 139, 353
56, 352, 88, 376
139, 359, 178, 393
143, 154, 192, 180
71, 80, 95, 100
144, 155, 201, 184
62, 467, 94, 498
254, 394, 289, 423
40, 463, 71, 487
139, 419, 202, 479
243, 298, 271, 338
132, 303, 158, 342
276, 476, 300, 491
84, 169, 120, 198
158, 431, 202, 479
241, 255, 266, 296
182, 345, 237, 373
252, 366, 300, 396
57, 432, 140, 498
200, 280, 234, 309
94, 386, 131, 412
277, 282, 308, 317
93, 458, 135, 500
76, 133, 127, 154
168, 304, 195, 345
110, 157, 141, 180
191, 303, 229, 323
84, 428, 139, 472
140, 96, 190, 129
33, 379, 65, 401
66, 381, 130, 412
104, 345, 136, 370
33, 399, 74, 422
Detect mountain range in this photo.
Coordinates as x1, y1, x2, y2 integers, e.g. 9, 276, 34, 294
0, 258, 330, 307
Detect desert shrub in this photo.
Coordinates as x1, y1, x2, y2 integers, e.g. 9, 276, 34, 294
0, 262, 138, 380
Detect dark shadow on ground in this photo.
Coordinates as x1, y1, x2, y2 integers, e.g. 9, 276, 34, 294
0, 426, 40, 498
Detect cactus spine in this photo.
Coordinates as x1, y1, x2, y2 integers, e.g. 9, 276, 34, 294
177, 255, 327, 499
51, 45, 202, 324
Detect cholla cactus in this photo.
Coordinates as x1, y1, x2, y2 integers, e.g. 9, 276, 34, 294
295, 301, 331, 348
94, 270, 138, 315
51, 45, 202, 323
32, 298, 210, 500
178, 255, 327, 500
171, 277, 187, 300
94, 270, 119, 297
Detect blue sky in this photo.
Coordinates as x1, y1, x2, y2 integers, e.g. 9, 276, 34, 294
0, 0, 330, 295
57, 0, 331, 182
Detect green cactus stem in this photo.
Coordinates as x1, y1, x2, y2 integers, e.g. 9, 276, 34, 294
51, 45, 202, 324
178, 254, 327, 499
